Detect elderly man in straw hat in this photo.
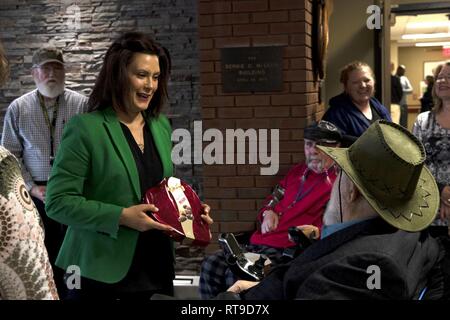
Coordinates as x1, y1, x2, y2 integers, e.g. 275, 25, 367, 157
222, 120, 448, 299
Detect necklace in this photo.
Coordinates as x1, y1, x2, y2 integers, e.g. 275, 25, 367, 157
138, 143, 144, 153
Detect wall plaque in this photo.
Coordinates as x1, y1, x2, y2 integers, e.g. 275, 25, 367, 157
221, 46, 283, 92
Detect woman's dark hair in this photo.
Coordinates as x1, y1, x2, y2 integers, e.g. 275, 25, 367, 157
88, 32, 171, 117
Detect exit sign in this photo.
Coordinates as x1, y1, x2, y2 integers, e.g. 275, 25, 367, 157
443, 47, 450, 57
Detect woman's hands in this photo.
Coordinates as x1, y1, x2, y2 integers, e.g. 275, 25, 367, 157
119, 204, 174, 232
119, 203, 214, 234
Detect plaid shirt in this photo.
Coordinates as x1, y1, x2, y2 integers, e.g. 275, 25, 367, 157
1, 88, 88, 190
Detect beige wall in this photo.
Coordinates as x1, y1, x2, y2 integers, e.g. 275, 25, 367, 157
390, 0, 448, 130
324, 0, 445, 111
398, 46, 446, 99
390, 41, 398, 70
398, 46, 447, 129
324, 0, 376, 105
391, 0, 441, 4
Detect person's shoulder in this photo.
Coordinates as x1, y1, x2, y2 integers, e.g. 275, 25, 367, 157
392, 75, 401, 83
416, 111, 431, 120
152, 113, 172, 130
291, 162, 307, 172
7, 89, 38, 109
66, 110, 102, 127
153, 112, 170, 122
63, 88, 88, 101
328, 92, 348, 108
414, 111, 432, 126
370, 96, 389, 113
325, 93, 353, 116
416, 111, 431, 124
285, 162, 307, 178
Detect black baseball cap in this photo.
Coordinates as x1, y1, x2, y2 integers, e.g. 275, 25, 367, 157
304, 120, 357, 147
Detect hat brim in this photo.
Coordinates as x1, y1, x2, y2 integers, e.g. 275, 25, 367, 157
34, 59, 64, 67
317, 146, 439, 232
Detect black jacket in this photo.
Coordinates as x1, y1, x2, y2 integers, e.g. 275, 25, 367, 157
391, 75, 403, 104
322, 93, 391, 138
240, 218, 441, 300
420, 85, 434, 113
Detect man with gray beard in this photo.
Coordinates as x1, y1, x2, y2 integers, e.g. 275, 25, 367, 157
223, 120, 448, 300
1, 47, 88, 297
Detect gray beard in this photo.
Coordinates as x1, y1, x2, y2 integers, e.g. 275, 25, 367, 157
36, 82, 64, 99
306, 157, 325, 174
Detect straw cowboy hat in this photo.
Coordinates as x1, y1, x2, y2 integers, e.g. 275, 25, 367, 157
318, 120, 439, 232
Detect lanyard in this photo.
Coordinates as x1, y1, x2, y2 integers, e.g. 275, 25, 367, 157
38, 92, 60, 165
277, 168, 329, 217
285, 169, 325, 210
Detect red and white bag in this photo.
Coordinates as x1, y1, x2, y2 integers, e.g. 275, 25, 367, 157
143, 177, 211, 246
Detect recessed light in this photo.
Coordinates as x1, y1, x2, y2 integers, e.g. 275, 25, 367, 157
415, 41, 450, 47
407, 21, 450, 29
402, 33, 450, 40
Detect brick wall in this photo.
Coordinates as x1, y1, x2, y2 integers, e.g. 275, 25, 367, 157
0, 0, 202, 273
0, 0, 323, 274
198, 0, 322, 252
0, 0, 201, 184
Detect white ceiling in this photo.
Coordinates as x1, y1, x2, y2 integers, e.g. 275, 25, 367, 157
391, 13, 450, 47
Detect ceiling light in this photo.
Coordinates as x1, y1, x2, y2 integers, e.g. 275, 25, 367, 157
415, 41, 450, 47
402, 33, 450, 40
407, 21, 450, 29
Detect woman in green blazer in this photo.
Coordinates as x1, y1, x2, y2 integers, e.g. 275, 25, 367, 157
45, 32, 212, 300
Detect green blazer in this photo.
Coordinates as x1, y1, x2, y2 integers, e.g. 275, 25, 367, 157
45, 107, 173, 284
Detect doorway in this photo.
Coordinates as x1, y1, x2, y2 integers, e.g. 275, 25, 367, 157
387, 1, 450, 130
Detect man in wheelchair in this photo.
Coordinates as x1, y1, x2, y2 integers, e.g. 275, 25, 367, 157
223, 121, 449, 300
199, 120, 349, 299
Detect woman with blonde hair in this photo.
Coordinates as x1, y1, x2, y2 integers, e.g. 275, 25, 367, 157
413, 61, 450, 230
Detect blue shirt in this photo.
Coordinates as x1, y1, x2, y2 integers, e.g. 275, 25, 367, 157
321, 217, 377, 239
322, 92, 391, 138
